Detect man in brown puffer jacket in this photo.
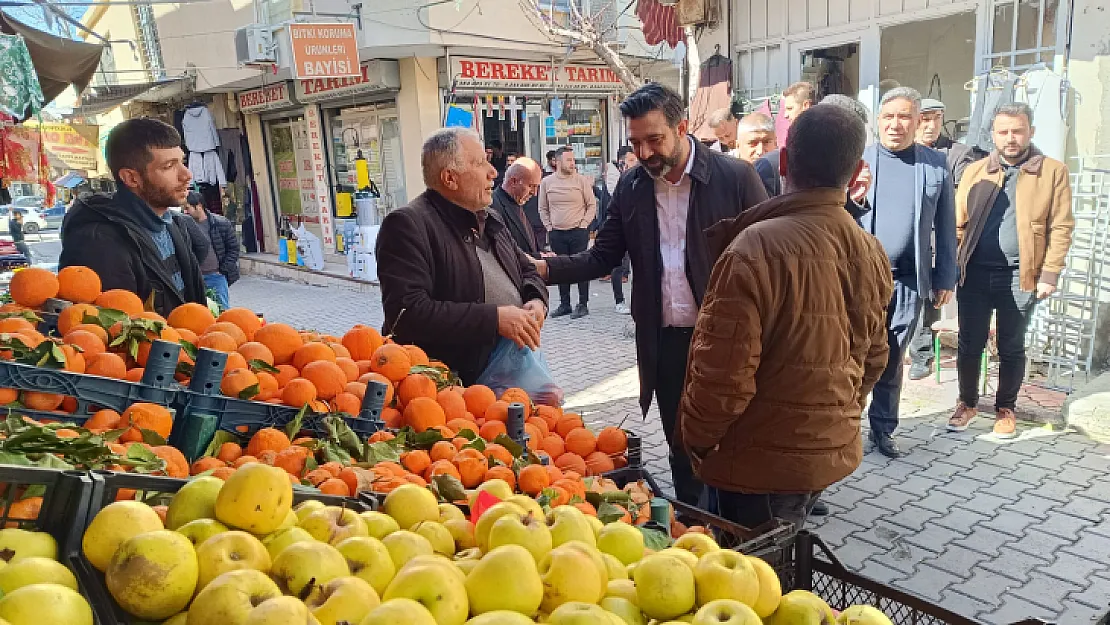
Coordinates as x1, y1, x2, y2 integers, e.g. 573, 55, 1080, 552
678, 104, 894, 530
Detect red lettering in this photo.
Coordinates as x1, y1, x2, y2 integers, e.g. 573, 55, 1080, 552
507, 64, 521, 80
459, 60, 476, 78
537, 66, 550, 81
491, 63, 506, 80
521, 64, 535, 80
587, 68, 599, 82
476, 62, 491, 79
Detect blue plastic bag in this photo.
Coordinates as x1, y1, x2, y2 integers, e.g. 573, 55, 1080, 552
476, 338, 564, 407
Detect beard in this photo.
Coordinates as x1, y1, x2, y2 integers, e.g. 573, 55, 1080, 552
641, 149, 681, 179
138, 176, 187, 210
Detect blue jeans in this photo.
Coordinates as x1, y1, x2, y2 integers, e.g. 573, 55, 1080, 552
867, 276, 923, 437
203, 273, 230, 311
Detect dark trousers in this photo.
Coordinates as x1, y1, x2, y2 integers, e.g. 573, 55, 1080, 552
656, 326, 704, 506
702, 488, 823, 531
909, 300, 941, 366
549, 228, 590, 307
611, 254, 631, 303
13, 242, 30, 263
957, 267, 1036, 411
868, 277, 923, 437
532, 225, 548, 251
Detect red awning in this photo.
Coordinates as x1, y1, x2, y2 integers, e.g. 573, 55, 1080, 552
636, 0, 686, 48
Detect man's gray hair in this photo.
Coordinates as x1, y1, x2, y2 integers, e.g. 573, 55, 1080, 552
738, 113, 775, 133
785, 105, 867, 190
993, 102, 1034, 126
880, 86, 922, 110
819, 94, 869, 125
707, 108, 735, 128
421, 127, 479, 187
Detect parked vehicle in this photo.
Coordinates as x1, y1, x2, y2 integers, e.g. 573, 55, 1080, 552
42, 201, 66, 230
0, 197, 48, 234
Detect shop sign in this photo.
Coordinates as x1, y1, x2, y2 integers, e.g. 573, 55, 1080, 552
19, 121, 100, 172
450, 57, 624, 92
302, 106, 336, 249
238, 83, 297, 114
294, 60, 401, 103
288, 22, 360, 80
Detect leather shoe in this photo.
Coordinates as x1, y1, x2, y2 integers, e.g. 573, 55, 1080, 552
908, 362, 931, 380
810, 499, 829, 516
570, 304, 589, 319
870, 431, 907, 458
550, 304, 572, 318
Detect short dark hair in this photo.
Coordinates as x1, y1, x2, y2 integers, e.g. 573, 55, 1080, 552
620, 82, 685, 127
186, 192, 203, 207
993, 102, 1034, 127
616, 146, 634, 161
554, 146, 573, 158
105, 117, 182, 180
784, 82, 816, 105
545, 150, 557, 162
785, 106, 866, 190
489, 139, 502, 149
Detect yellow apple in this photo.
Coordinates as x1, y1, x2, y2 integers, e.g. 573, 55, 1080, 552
602, 553, 628, 580
747, 555, 782, 617
606, 578, 639, 604
691, 599, 762, 625
560, 541, 610, 597
444, 519, 477, 551
538, 544, 604, 613
634, 553, 695, 621
586, 516, 604, 538
0, 583, 92, 625
0, 557, 76, 594
215, 463, 293, 535
177, 518, 230, 548
673, 533, 719, 558
412, 521, 456, 557
294, 500, 326, 523
548, 601, 613, 625
196, 530, 272, 590
166, 475, 223, 530
244, 595, 321, 625
488, 511, 552, 562
262, 526, 314, 561
383, 560, 469, 625
403, 555, 467, 585
0, 529, 55, 564
164, 612, 187, 625
601, 596, 646, 625
694, 550, 759, 608
300, 506, 369, 545
359, 511, 401, 539
270, 541, 349, 596
336, 536, 395, 595
468, 479, 514, 505
272, 509, 298, 533
768, 590, 836, 625
81, 502, 162, 571
382, 484, 440, 530
305, 576, 380, 625
598, 522, 644, 566
657, 547, 699, 571
381, 530, 434, 570
837, 605, 894, 625
504, 494, 546, 519
187, 569, 282, 625
106, 530, 198, 620
465, 545, 543, 615
466, 611, 537, 625
439, 503, 466, 523
359, 598, 438, 625
546, 506, 595, 548
474, 502, 526, 552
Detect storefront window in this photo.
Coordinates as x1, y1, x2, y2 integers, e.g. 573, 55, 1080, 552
265, 120, 305, 217
985, 0, 1059, 69
545, 98, 606, 179
326, 104, 406, 224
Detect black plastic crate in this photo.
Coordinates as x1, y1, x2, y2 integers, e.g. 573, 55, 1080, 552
76, 470, 377, 625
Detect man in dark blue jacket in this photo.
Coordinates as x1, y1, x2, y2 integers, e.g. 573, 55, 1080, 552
183, 192, 239, 310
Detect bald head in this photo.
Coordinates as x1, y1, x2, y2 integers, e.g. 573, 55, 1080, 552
502, 156, 542, 204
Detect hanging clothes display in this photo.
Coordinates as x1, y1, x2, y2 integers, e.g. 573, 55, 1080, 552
188, 150, 226, 186
965, 70, 1017, 153
181, 102, 224, 186
689, 52, 733, 142
1017, 67, 1069, 163
0, 34, 43, 119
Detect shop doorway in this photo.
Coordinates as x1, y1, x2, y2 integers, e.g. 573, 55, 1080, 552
801, 43, 860, 101
881, 12, 977, 136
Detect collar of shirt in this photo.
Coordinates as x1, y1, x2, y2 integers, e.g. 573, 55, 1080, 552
657, 136, 696, 189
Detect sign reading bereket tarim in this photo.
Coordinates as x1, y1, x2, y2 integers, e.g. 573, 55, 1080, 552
288, 23, 360, 80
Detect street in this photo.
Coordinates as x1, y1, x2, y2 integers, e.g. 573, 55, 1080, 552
221, 273, 1110, 625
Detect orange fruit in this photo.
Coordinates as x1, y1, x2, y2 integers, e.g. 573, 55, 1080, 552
57, 344, 86, 374
70, 323, 109, 344
125, 368, 145, 383
463, 385, 497, 419
484, 400, 510, 423
526, 416, 549, 437
500, 387, 532, 407
437, 389, 468, 422
246, 427, 291, 456
301, 360, 346, 400
64, 329, 106, 359
381, 407, 403, 428
574, 501, 598, 517
536, 405, 562, 429
151, 446, 189, 478
544, 464, 564, 484
86, 352, 127, 379
397, 373, 437, 408
518, 464, 551, 495
447, 418, 476, 436
9, 267, 59, 307
255, 323, 304, 366
222, 368, 261, 399
541, 433, 565, 460
206, 322, 248, 347
358, 372, 395, 406
217, 308, 262, 341
564, 428, 597, 457
233, 455, 259, 468
0, 388, 16, 405
167, 302, 216, 335
548, 486, 571, 507
479, 420, 507, 442
238, 342, 274, 366
456, 454, 488, 488
0, 317, 35, 335
403, 345, 430, 366
338, 467, 362, 495
120, 403, 174, 442
401, 449, 432, 475
327, 343, 351, 359
84, 409, 122, 432
56, 266, 102, 304
554, 452, 587, 476
524, 424, 543, 451
484, 466, 517, 490
274, 364, 299, 388
331, 392, 361, 415
191, 457, 226, 475
597, 427, 628, 455
404, 396, 446, 433
224, 352, 249, 373
555, 414, 585, 438
304, 468, 332, 486
197, 331, 237, 353
282, 378, 318, 407
356, 360, 373, 376
177, 328, 198, 344
57, 303, 99, 336
274, 446, 309, 477
319, 478, 351, 497
370, 344, 411, 383
254, 371, 279, 401
334, 357, 359, 383
217, 442, 243, 463
341, 326, 384, 361
430, 440, 458, 463
293, 342, 337, 370
426, 459, 461, 481
585, 451, 616, 475
484, 443, 514, 467
95, 289, 144, 315
344, 381, 367, 400
22, 391, 63, 411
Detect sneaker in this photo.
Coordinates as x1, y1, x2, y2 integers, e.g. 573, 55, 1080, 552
570, 304, 589, 319
550, 304, 572, 318
993, 408, 1018, 438
614, 302, 631, 315
908, 361, 932, 381
947, 402, 977, 432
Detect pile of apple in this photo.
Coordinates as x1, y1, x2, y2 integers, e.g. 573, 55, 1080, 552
77, 461, 895, 625
0, 527, 96, 624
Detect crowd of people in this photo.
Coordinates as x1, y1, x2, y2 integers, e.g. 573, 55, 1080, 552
376, 80, 1075, 530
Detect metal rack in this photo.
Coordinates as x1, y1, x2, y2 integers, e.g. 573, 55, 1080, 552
1025, 155, 1110, 392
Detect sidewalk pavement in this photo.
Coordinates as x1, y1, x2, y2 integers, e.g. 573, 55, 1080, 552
232, 275, 1110, 625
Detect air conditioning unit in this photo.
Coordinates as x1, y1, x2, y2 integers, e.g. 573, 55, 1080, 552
235, 25, 276, 65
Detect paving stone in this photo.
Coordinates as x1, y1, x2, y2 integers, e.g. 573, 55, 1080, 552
1031, 511, 1095, 540
806, 516, 861, 548
938, 589, 990, 620
851, 473, 900, 496
922, 544, 989, 577
875, 460, 921, 481
934, 507, 992, 533
1058, 496, 1110, 523
898, 448, 949, 469
891, 475, 949, 497
1002, 439, 1050, 457
979, 547, 1050, 583
857, 559, 908, 585
1068, 573, 1110, 610
1006, 464, 1051, 485
1063, 533, 1110, 563
936, 475, 989, 498
835, 536, 888, 570
901, 523, 965, 553
943, 449, 988, 469
915, 491, 968, 515
839, 501, 890, 528
892, 562, 962, 601
883, 505, 943, 532
986, 478, 1037, 502
1057, 464, 1102, 486
961, 462, 1004, 484
1036, 552, 1109, 586
982, 449, 1029, 469
1008, 529, 1075, 559
861, 489, 921, 513
985, 593, 1061, 624
984, 510, 1041, 537
918, 460, 965, 481
1072, 452, 1110, 471
1035, 479, 1084, 503
1025, 450, 1077, 471
824, 484, 871, 507
1018, 571, 1086, 612
919, 436, 967, 454
962, 567, 1022, 605
1053, 601, 1110, 625
954, 527, 1015, 556
852, 521, 908, 548
1051, 435, 1099, 453
872, 542, 930, 575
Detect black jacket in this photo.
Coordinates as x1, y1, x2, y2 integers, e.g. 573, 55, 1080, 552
546, 137, 769, 414
755, 149, 873, 220
933, 136, 987, 187
202, 209, 241, 284
490, 187, 537, 256
377, 190, 549, 385
59, 190, 207, 316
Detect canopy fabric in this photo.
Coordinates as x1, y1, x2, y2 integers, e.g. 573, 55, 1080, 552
0, 11, 104, 111
73, 79, 188, 116
0, 34, 43, 118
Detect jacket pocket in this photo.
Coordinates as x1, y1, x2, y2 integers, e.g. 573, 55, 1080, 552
1030, 222, 1047, 270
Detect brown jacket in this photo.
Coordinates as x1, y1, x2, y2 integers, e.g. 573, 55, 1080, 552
956, 147, 1074, 291
678, 188, 893, 494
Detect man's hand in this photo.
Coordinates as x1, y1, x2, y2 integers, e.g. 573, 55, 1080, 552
1036, 282, 1057, 300
933, 289, 954, 307
497, 306, 541, 350
849, 162, 872, 203
523, 299, 547, 328
531, 257, 550, 281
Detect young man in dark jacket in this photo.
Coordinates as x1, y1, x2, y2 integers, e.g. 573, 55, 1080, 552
183, 192, 240, 310
59, 118, 206, 317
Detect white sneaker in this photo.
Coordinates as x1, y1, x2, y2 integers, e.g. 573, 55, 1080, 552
614, 302, 631, 315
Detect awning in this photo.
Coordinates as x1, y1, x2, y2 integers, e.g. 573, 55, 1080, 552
0, 11, 104, 111
54, 172, 86, 188
72, 77, 194, 116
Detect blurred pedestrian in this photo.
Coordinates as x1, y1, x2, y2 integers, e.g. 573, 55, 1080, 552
539, 146, 597, 319
182, 191, 239, 311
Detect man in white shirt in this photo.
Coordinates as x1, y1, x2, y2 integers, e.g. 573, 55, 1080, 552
531, 83, 768, 505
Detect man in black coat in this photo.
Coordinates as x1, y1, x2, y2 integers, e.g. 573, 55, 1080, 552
532, 83, 769, 505
183, 192, 240, 311
59, 118, 206, 317
377, 128, 549, 385
490, 157, 542, 256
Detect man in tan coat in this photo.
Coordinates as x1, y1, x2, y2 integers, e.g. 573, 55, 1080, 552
678, 104, 893, 529
948, 103, 1074, 438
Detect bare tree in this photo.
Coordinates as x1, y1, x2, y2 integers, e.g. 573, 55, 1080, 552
519, 0, 644, 92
